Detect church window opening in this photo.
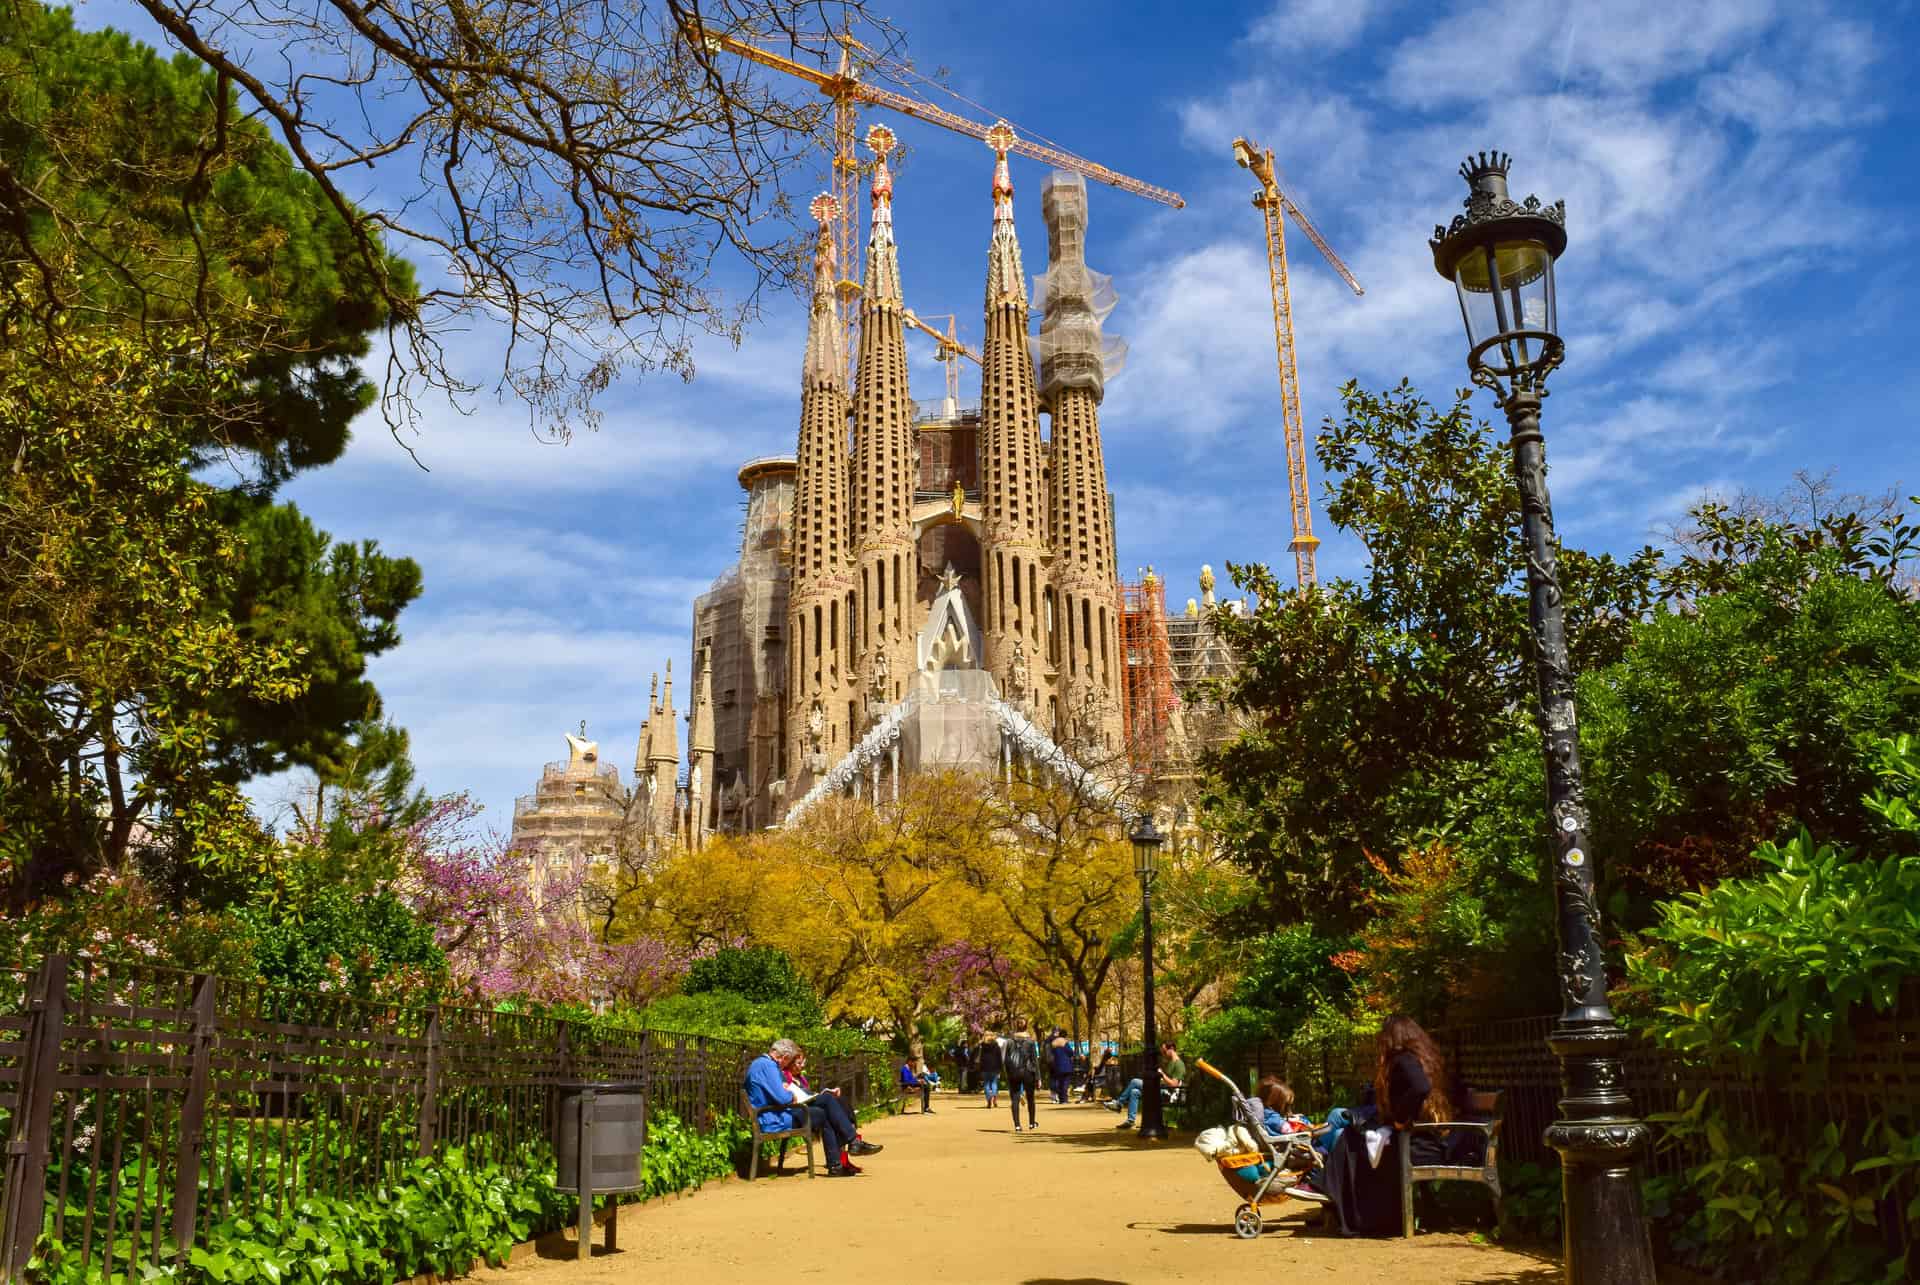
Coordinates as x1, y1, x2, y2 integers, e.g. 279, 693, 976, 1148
829, 600, 838, 653
1012, 556, 1022, 611
813, 605, 822, 660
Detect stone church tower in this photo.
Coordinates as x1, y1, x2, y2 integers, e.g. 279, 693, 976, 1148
770, 124, 1129, 810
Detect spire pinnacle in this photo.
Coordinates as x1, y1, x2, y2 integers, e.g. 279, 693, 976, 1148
803, 192, 844, 387
864, 124, 901, 305
988, 120, 1016, 224
984, 121, 1025, 308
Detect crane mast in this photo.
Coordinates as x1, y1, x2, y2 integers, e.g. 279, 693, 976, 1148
1233, 136, 1363, 589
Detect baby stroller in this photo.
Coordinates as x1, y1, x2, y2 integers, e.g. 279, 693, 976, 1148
1191, 1058, 1331, 1240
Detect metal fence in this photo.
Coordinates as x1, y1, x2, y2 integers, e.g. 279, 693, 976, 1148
1216, 990, 1920, 1171
1188, 991, 1920, 1255
0, 953, 880, 1279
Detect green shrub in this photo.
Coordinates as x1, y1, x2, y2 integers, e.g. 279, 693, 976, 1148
682, 946, 822, 1026
1622, 732, 1920, 1282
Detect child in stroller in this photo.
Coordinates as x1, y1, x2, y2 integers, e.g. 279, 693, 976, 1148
1190, 1060, 1330, 1239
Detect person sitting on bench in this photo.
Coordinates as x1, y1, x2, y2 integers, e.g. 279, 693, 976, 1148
746, 1037, 881, 1177
1108, 1042, 1185, 1129
899, 1058, 933, 1113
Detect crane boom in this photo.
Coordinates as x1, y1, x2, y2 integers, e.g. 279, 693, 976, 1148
902, 310, 981, 363
689, 24, 1185, 209
1280, 195, 1363, 297
855, 82, 1184, 209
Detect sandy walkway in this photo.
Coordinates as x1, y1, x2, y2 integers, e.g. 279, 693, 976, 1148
475, 1090, 1564, 1284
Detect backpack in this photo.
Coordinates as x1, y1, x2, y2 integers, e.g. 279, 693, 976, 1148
1003, 1035, 1033, 1078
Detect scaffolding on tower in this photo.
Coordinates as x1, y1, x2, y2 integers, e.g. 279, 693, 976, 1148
1119, 574, 1178, 774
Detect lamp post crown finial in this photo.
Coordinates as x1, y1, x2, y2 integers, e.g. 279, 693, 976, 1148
1460, 150, 1512, 184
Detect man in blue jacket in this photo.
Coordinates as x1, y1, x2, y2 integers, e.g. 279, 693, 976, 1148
744, 1038, 881, 1176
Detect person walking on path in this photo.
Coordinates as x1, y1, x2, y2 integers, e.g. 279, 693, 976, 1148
976, 1029, 1004, 1108
1004, 1019, 1042, 1133
1048, 1029, 1075, 1104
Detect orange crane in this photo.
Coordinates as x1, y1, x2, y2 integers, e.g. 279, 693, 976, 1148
685, 20, 1184, 374
1233, 136, 1364, 589
902, 309, 980, 410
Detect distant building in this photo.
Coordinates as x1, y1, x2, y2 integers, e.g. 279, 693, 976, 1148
1121, 565, 1244, 775
509, 730, 626, 901
690, 456, 795, 835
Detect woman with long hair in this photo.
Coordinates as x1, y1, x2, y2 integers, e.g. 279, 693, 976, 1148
1318, 1015, 1458, 1236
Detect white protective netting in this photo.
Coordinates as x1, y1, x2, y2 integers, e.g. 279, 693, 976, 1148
1032, 171, 1128, 402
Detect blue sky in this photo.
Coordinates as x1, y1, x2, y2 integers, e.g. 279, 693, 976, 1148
70, 0, 1920, 831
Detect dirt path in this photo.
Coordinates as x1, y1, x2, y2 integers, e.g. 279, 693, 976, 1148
476, 1089, 1563, 1284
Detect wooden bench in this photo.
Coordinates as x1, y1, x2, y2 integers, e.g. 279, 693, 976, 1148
1400, 1089, 1503, 1237
896, 1074, 931, 1114
741, 1088, 816, 1180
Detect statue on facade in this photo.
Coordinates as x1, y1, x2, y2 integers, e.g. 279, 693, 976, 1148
869, 647, 891, 706
805, 698, 829, 774
1008, 638, 1031, 710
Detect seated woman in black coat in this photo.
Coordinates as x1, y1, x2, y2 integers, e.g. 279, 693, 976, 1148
1319, 1014, 1459, 1237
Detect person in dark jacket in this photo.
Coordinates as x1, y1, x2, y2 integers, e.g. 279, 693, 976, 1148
1003, 1020, 1042, 1132
1047, 1029, 1075, 1103
976, 1029, 1004, 1108
1319, 1015, 1473, 1236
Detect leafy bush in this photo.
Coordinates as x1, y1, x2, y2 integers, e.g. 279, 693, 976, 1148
29, 1142, 567, 1285
1622, 732, 1920, 1281
644, 1109, 749, 1196
682, 945, 822, 1025
238, 883, 446, 1001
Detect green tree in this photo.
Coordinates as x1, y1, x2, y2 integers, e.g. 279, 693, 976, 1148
1202, 380, 1657, 924
207, 500, 422, 786
0, 2, 413, 483
2, 7, 425, 901
0, 329, 304, 905
1578, 497, 1920, 903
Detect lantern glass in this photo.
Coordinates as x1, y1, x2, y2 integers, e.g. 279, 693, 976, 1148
1130, 816, 1160, 878
1454, 236, 1557, 373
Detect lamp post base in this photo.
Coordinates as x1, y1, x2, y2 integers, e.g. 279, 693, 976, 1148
1546, 1023, 1657, 1285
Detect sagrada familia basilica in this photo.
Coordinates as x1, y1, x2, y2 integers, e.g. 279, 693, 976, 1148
511, 126, 1238, 872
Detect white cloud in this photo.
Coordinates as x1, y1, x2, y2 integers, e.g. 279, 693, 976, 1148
1248, 0, 1393, 52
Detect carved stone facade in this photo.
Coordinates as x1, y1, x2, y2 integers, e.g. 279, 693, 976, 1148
767, 138, 1129, 814
664, 136, 1134, 838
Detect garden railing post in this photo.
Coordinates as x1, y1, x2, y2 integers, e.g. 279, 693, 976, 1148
575, 1087, 595, 1261
170, 972, 217, 1257
418, 1006, 441, 1159
2, 953, 68, 1280
696, 1036, 709, 1128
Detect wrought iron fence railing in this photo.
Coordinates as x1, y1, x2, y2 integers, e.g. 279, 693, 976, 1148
0, 953, 881, 1279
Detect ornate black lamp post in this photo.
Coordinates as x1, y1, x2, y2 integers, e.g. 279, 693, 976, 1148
1129, 811, 1168, 1141
1429, 153, 1655, 1284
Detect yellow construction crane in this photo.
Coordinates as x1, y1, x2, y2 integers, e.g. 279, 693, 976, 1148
686, 21, 1184, 375
902, 309, 980, 409
1233, 136, 1363, 589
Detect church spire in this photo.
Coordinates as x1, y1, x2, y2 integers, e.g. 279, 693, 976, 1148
802, 194, 844, 390
864, 124, 901, 306
985, 121, 1025, 307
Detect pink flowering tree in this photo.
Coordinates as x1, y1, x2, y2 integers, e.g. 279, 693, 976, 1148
403, 800, 687, 1009
924, 940, 1020, 1035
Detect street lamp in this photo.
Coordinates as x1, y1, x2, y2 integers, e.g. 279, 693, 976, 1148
1129, 811, 1167, 1141
1429, 152, 1655, 1284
